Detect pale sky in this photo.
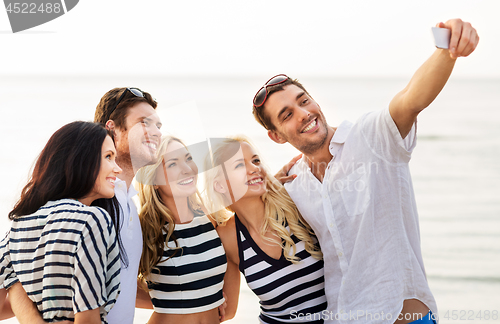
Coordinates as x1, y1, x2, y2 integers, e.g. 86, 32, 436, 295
1, 0, 499, 78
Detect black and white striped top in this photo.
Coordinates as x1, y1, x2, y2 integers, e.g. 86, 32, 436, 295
147, 215, 227, 314
235, 214, 327, 324
0, 199, 121, 324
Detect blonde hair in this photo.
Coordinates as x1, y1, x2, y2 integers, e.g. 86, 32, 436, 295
204, 136, 322, 262
136, 135, 204, 280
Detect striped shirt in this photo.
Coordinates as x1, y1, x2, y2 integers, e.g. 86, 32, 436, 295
0, 199, 121, 323
147, 215, 227, 314
235, 214, 327, 324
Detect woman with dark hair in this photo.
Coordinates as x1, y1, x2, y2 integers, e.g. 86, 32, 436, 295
0, 121, 122, 324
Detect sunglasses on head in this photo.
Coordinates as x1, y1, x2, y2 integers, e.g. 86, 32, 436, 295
109, 87, 154, 117
253, 74, 289, 108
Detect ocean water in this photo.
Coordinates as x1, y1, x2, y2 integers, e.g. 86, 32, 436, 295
0, 76, 498, 323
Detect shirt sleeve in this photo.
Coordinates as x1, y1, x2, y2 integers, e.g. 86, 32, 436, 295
359, 107, 417, 163
71, 207, 121, 314
0, 232, 19, 290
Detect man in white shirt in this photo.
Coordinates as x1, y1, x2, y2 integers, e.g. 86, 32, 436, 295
252, 19, 479, 324
93, 87, 162, 323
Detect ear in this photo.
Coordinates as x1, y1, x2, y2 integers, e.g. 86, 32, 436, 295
105, 120, 115, 132
268, 130, 287, 144
213, 180, 226, 194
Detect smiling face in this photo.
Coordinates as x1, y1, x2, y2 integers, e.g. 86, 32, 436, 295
80, 135, 122, 205
218, 141, 267, 204
112, 102, 162, 169
264, 84, 331, 155
155, 140, 198, 200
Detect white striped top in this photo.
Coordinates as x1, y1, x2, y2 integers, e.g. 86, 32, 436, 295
0, 199, 121, 324
235, 214, 327, 324
147, 214, 227, 314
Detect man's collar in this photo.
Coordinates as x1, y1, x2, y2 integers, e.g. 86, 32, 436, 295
329, 120, 353, 155
330, 120, 353, 145
291, 120, 354, 172
115, 177, 138, 196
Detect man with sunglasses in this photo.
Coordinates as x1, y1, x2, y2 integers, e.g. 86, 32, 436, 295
4, 87, 162, 324
93, 87, 162, 323
253, 19, 478, 324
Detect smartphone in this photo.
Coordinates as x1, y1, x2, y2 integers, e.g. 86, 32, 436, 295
432, 27, 451, 49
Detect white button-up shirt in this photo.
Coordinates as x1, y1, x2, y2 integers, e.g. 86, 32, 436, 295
285, 108, 437, 323
107, 178, 143, 324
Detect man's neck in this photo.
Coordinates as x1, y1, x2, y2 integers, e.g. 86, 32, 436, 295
116, 156, 135, 189
304, 126, 336, 182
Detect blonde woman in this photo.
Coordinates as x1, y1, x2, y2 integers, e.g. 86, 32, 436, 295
135, 136, 239, 324
204, 136, 327, 324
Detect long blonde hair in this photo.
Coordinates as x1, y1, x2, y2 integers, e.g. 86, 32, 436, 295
136, 136, 204, 280
204, 136, 322, 262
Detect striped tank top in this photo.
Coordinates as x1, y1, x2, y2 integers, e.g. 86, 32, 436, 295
147, 215, 227, 314
0, 199, 121, 324
235, 214, 327, 323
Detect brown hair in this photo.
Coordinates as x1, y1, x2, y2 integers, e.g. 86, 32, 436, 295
252, 78, 311, 131
94, 87, 157, 130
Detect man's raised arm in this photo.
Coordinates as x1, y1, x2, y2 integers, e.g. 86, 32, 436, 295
389, 18, 479, 138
